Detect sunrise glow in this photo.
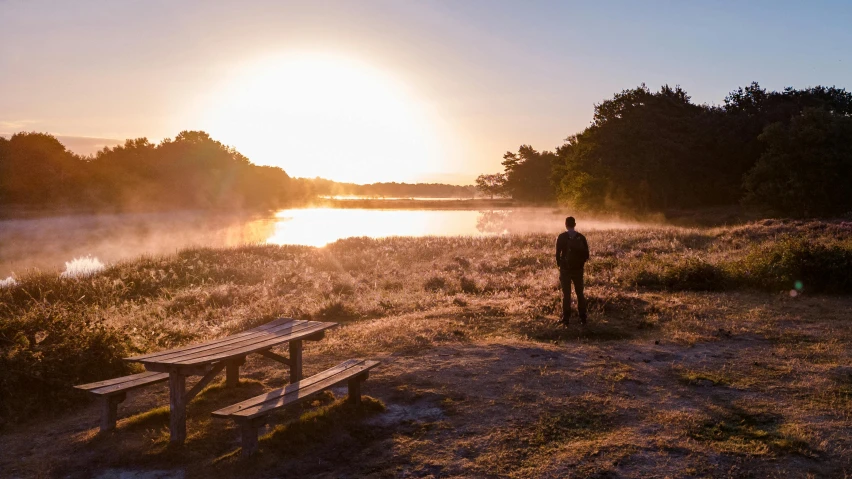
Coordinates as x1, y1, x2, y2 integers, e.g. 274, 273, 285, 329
197, 53, 454, 183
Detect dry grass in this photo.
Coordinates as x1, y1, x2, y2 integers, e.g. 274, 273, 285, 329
1, 220, 852, 477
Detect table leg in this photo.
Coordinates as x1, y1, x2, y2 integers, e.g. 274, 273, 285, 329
168, 371, 187, 444
289, 340, 303, 383
226, 356, 245, 388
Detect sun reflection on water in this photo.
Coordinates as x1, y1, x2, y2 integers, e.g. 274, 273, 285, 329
265, 208, 493, 247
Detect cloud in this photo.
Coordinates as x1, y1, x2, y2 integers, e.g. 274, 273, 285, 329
0, 119, 39, 130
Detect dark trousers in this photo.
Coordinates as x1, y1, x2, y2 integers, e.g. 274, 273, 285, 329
560, 269, 587, 319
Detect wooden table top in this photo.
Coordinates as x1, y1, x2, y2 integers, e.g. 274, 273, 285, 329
124, 318, 337, 370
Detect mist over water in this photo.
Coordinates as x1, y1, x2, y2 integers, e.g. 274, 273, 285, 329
0, 207, 655, 277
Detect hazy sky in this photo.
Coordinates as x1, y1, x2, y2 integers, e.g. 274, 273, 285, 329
2, 1, 850, 183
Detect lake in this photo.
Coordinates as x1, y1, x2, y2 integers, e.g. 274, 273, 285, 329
0, 207, 648, 277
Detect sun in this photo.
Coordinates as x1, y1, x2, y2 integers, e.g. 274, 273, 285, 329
196, 53, 453, 184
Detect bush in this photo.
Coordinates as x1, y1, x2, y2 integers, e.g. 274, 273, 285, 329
0, 306, 131, 426
315, 300, 360, 321
628, 256, 729, 291
459, 276, 479, 294
423, 276, 449, 292
732, 236, 852, 293
744, 108, 852, 217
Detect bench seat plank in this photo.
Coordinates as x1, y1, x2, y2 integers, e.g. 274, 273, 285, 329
212, 359, 379, 420
75, 371, 171, 433
74, 371, 166, 391
212, 359, 361, 417
75, 371, 169, 395
127, 318, 304, 362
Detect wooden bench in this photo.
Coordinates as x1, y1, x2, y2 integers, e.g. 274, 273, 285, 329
212, 358, 380, 456
74, 371, 169, 432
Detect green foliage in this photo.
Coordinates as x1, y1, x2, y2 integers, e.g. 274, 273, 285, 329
629, 256, 730, 291
0, 130, 304, 211
0, 225, 849, 426
487, 82, 852, 216
262, 396, 385, 453
302, 178, 475, 199
554, 84, 749, 211
474, 173, 507, 199
531, 408, 612, 446
744, 108, 852, 216
689, 407, 814, 456
500, 145, 556, 203
0, 304, 131, 425
423, 275, 450, 292
0, 132, 83, 205
732, 236, 852, 294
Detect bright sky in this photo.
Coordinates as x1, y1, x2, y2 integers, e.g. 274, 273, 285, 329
1, 1, 850, 184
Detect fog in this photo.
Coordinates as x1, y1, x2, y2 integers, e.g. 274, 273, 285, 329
0, 207, 657, 277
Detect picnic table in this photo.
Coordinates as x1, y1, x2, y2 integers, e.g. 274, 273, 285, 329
123, 318, 337, 444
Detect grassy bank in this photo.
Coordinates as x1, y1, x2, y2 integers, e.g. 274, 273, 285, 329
1, 219, 852, 476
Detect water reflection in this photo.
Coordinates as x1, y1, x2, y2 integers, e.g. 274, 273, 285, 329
476, 210, 511, 234
266, 208, 493, 247
0, 211, 276, 276
0, 207, 651, 276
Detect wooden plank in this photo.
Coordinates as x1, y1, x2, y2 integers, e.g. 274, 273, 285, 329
84, 373, 169, 396
132, 319, 309, 364
257, 349, 292, 366
125, 318, 295, 361
139, 363, 212, 376
135, 321, 322, 366
212, 359, 363, 417
233, 361, 378, 419
75, 371, 165, 391
126, 319, 306, 363
213, 360, 380, 420
184, 363, 226, 403
173, 322, 335, 366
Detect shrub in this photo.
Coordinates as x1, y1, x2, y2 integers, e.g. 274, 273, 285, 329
732, 236, 852, 293
0, 306, 131, 426
627, 256, 729, 291
423, 276, 449, 292
459, 276, 479, 294
315, 300, 359, 321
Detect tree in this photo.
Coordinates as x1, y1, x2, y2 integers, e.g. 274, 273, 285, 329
500, 145, 556, 203
744, 108, 852, 216
475, 173, 506, 199
0, 132, 83, 205
0, 130, 311, 211
554, 85, 729, 211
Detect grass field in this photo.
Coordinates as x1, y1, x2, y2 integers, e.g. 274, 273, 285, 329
1, 219, 852, 477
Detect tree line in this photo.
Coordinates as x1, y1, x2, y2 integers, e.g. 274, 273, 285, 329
478, 83, 852, 217
0, 130, 311, 211
304, 178, 475, 198
0, 131, 476, 213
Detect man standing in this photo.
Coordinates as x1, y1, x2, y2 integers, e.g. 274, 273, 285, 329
555, 216, 589, 325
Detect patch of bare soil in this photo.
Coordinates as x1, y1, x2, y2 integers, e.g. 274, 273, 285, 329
2, 292, 852, 478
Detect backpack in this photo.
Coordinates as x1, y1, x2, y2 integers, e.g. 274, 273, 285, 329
562, 234, 589, 269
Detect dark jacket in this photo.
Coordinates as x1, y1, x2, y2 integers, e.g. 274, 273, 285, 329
556, 230, 589, 271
